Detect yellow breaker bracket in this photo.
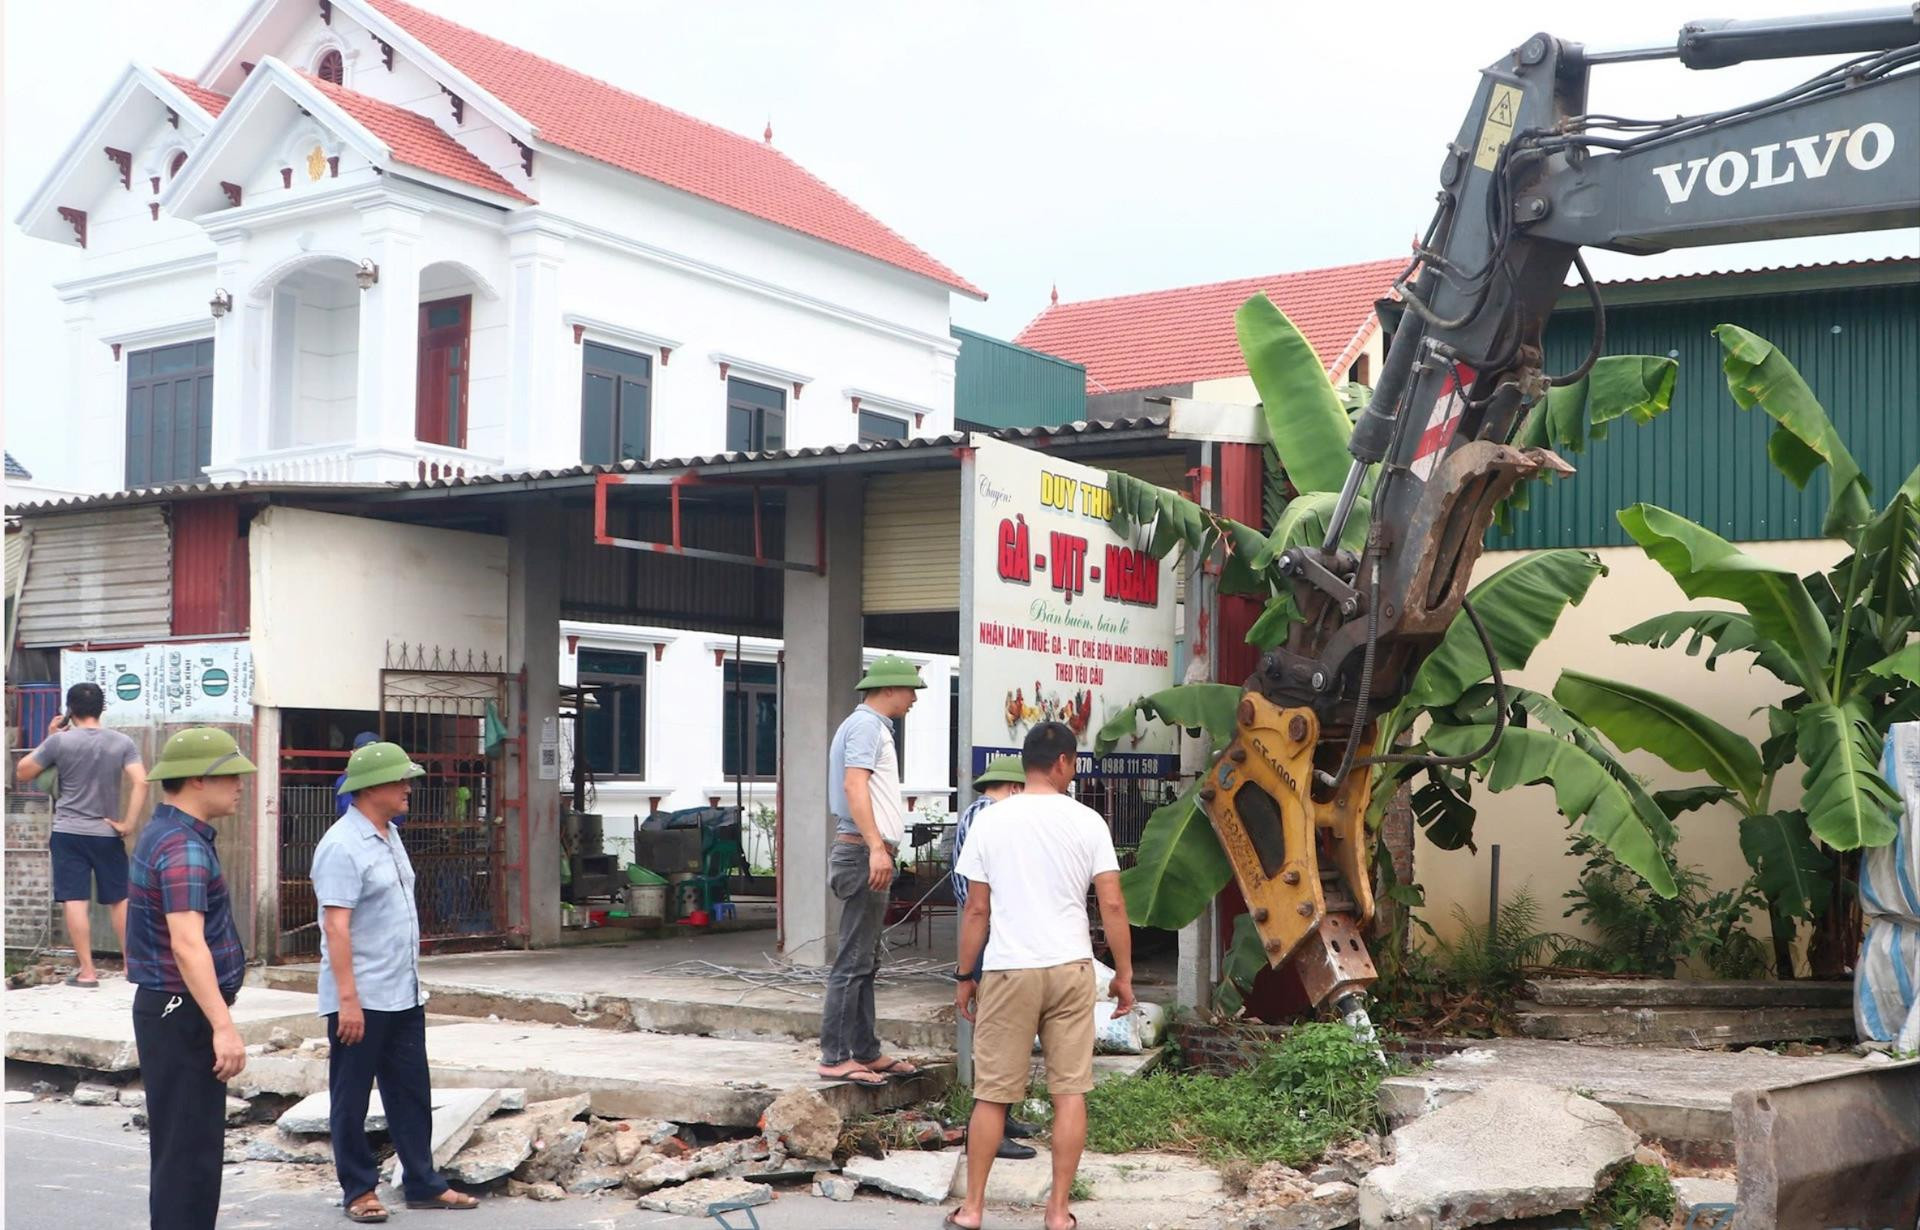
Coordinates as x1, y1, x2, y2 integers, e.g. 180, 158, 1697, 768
1200, 693, 1380, 1008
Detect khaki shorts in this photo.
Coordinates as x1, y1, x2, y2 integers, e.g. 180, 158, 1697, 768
971, 959, 1094, 1104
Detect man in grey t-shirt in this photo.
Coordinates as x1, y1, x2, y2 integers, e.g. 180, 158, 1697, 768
14, 683, 148, 987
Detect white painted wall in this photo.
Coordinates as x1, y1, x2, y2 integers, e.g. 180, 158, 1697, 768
1415, 539, 1850, 955
558, 620, 956, 870
249, 506, 508, 711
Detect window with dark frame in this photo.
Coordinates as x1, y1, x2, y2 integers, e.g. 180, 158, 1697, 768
725, 378, 786, 454
316, 49, 345, 85
578, 649, 646, 778
722, 660, 779, 780
125, 338, 214, 489
415, 295, 471, 448
580, 342, 652, 465
857, 409, 909, 445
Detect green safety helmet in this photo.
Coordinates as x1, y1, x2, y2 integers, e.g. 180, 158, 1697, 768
336, 741, 426, 795
856, 654, 925, 692
149, 728, 258, 781
972, 755, 1026, 789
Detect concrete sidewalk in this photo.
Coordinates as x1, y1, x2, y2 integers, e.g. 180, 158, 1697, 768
3, 980, 326, 1072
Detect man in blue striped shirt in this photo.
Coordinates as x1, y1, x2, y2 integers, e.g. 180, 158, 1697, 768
950, 755, 1036, 1158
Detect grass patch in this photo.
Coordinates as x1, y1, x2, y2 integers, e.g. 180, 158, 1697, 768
1583, 1162, 1674, 1228
926, 1081, 974, 1125
1082, 1022, 1393, 1167
1068, 1175, 1093, 1202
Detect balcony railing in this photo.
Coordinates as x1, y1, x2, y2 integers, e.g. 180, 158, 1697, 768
218, 442, 503, 485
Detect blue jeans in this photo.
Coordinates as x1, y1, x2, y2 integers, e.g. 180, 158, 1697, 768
327, 1005, 448, 1205
820, 841, 889, 1065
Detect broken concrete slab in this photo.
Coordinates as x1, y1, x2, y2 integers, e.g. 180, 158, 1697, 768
445, 1116, 536, 1185
391, 1088, 501, 1190
1674, 1175, 1737, 1213
562, 1162, 625, 1194
3, 981, 324, 1072
510, 1096, 591, 1183
3, 1091, 34, 1105
117, 1088, 144, 1109
1361, 1080, 1637, 1228
1076, 1151, 1228, 1204
1522, 977, 1852, 1008
1232, 1182, 1361, 1230
1515, 1003, 1855, 1046
1378, 1037, 1868, 1164
224, 1097, 251, 1125
639, 1176, 773, 1217
243, 1129, 336, 1165
844, 1150, 962, 1203
278, 1086, 529, 1136
761, 1086, 842, 1159
947, 1145, 1052, 1204
71, 1082, 116, 1106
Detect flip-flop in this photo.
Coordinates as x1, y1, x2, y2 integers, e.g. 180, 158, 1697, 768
63, 975, 99, 989
865, 1057, 919, 1078
940, 1210, 982, 1230
817, 1065, 888, 1087
344, 1193, 389, 1223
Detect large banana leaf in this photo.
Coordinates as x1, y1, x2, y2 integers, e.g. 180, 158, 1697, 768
1739, 810, 1833, 921
1093, 683, 1243, 756
1866, 642, 1920, 686
1514, 355, 1679, 454
1552, 670, 1763, 809
1253, 490, 1371, 570
1105, 471, 1277, 596
1118, 778, 1233, 929
1237, 294, 1354, 496
1795, 699, 1900, 849
1610, 610, 1798, 683
1425, 723, 1678, 897
1504, 684, 1678, 847
1714, 324, 1874, 539
1856, 494, 1919, 646
1618, 504, 1832, 700
1399, 549, 1606, 711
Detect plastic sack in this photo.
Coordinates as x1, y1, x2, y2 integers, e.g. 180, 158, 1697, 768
1856, 723, 1920, 1048
1091, 959, 1117, 1001
1094, 1001, 1142, 1054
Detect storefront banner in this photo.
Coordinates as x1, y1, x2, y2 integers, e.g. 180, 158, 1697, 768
61, 641, 254, 727
966, 437, 1178, 778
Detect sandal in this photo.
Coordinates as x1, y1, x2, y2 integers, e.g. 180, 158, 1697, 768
405, 1190, 479, 1211
864, 1056, 919, 1078
345, 1192, 389, 1223
817, 1063, 888, 1087
941, 1211, 982, 1230
63, 974, 99, 989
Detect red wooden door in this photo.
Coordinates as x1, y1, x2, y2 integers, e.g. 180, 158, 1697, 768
415, 295, 471, 447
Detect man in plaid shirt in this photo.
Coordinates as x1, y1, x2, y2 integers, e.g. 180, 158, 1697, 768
127, 728, 255, 1230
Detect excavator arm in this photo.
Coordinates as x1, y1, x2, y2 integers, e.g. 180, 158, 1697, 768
1210, 6, 1920, 1022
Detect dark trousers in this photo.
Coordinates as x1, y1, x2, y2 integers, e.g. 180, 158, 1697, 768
821, 840, 889, 1065
326, 1006, 447, 1205
132, 985, 230, 1230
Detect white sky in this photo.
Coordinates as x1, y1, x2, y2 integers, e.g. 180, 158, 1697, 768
4, 0, 1915, 488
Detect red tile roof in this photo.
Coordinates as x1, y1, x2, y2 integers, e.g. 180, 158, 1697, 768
1015, 258, 1405, 395
159, 70, 230, 118
364, 0, 981, 297
300, 71, 532, 202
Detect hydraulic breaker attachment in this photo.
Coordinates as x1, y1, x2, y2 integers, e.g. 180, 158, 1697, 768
1200, 693, 1379, 1010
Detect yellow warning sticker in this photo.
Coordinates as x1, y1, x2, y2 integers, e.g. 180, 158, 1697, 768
1473, 83, 1523, 172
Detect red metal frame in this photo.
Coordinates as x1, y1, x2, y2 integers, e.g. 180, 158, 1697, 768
591, 471, 824, 573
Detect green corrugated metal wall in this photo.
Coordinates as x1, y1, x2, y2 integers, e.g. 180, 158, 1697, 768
952, 326, 1088, 430
1492, 280, 1920, 549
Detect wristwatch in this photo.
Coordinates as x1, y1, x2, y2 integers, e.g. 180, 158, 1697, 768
954, 969, 980, 983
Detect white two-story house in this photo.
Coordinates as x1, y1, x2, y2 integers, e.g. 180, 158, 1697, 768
14, 0, 984, 864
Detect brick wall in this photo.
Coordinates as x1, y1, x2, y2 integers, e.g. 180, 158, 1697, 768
4, 795, 57, 952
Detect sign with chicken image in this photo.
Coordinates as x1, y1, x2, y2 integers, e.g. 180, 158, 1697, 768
963, 437, 1178, 779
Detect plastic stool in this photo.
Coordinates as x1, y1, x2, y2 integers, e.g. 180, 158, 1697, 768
709, 1198, 763, 1230
712, 901, 737, 923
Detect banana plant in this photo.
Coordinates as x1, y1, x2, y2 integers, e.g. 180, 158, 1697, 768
1547, 325, 1916, 977
1098, 295, 1681, 933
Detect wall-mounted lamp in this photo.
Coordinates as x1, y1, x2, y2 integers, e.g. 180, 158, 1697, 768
355, 259, 380, 290
209, 288, 233, 318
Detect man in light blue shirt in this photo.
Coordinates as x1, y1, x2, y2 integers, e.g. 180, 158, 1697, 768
312, 742, 476, 1220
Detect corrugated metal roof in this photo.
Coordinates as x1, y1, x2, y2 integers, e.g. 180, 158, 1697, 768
952, 326, 1088, 432
8, 418, 1173, 515
5, 453, 31, 481
15, 507, 172, 646
1589, 255, 1919, 289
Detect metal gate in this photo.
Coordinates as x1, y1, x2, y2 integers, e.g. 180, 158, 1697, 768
379, 647, 510, 944
275, 647, 511, 958
1075, 774, 1177, 852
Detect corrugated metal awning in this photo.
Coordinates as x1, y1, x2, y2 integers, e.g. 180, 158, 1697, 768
15, 507, 171, 646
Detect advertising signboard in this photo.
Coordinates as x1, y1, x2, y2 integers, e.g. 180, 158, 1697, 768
61, 641, 254, 727
963, 437, 1178, 779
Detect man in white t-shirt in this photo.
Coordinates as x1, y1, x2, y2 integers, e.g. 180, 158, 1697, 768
949, 722, 1134, 1230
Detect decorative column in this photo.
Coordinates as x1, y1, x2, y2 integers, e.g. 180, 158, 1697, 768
503, 216, 571, 472
206, 229, 257, 480
352, 201, 425, 478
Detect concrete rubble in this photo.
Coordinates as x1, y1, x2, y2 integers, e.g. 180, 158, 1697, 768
503, 1094, 589, 1183
1360, 1080, 1638, 1229
812, 1174, 858, 1201
638, 1176, 773, 1216
843, 1149, 963, 1203
759, 1085, 842, 1159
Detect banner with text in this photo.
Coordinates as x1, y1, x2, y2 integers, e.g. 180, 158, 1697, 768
966, 436, 1177, 778
62, 641, 255, 728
